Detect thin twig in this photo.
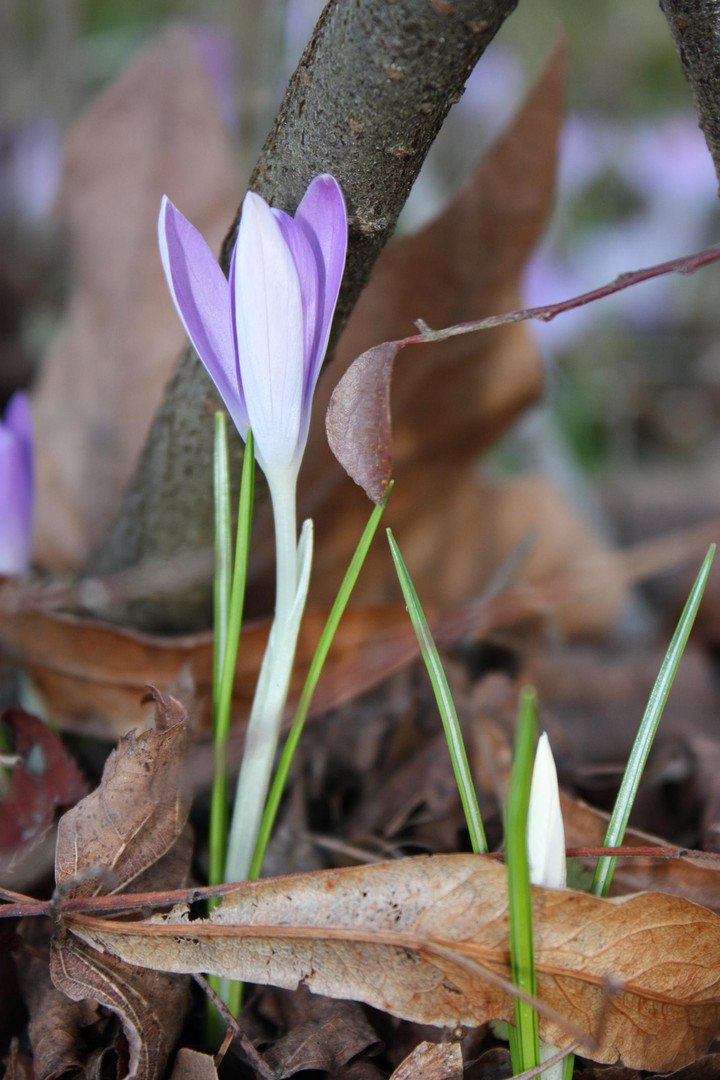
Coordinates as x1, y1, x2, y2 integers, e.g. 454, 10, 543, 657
406, 242, 720, 347
192, 973, 277, 1080
2, 845, 717, 920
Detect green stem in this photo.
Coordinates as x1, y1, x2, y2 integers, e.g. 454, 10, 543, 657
208, 430, 255, 892
212, 414, 231, 708
506, 687, 539, 1075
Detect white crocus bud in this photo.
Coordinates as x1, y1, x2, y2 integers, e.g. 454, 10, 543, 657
527, 733, 567, 1080
527, 732, 566, 889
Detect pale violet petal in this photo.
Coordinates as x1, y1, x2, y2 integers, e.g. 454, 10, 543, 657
0, 392, 33, 574
294, 174, 347, 400
232, 191, 305, 472
5, 391, 33, 487
272, 207, 319, 371
159, 197, 248, 437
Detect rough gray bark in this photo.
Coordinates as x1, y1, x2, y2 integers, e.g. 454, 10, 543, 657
88, 0, 520, 630
659, 0, 720, 190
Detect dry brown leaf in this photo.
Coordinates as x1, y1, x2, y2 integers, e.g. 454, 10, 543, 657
64, 854, 720, 1072
50, 935, 188, 1080
559, 792, 720, 914
270, 44, 565, 612
19, 936, 92, 1080
262, 990, 379, 1078
3, 1047, 35, 1080
168, 1049, 218, 1080
0, 708, 87, 888
579, 1053, 720, 1080
329, 1062, 386, 1080
50, 695, 193, 1080
0, 595, 417, 738
32, 24, 239, 571
3, 513, 714, 740
55, 700, 190, 898
389, 1041, 463, 1080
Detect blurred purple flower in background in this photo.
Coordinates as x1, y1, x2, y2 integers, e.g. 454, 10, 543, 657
524, 112, 718, 349
0, 117, 61, 225
158, 174, 347, 483
0, 392, 34, 576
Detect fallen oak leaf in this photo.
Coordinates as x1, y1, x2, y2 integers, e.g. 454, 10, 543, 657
327, 243, 720, 502
62, 854, 720, 1073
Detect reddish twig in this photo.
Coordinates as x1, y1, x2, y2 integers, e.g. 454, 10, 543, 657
404, 242, 720, 346
2, 845, 717, 921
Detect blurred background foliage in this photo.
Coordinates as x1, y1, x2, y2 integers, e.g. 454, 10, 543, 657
2, 0, 719, 527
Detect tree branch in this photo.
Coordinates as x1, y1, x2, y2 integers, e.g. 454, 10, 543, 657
88, 0, 519, 630
659, 0, 720, 189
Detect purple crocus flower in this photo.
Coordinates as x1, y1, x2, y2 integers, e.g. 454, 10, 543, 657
0, 391, 33, 575
158, 175, 347, 480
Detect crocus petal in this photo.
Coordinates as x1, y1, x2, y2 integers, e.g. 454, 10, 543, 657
5, 392, 33, 482
527, 733, 567, 890
159, 196, 248, 437
294, 174, 347, 402
232, 191, 305, 472
0, 391, 33, 575
272, 207, 320, 373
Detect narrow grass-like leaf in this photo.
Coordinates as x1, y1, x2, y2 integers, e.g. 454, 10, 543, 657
591, 544, 715, 898
249, 484, 393, 880
386, 529, 487, 854
506, 687, 540, 1075
212, 413, 232, 706
208, 431, 255, 892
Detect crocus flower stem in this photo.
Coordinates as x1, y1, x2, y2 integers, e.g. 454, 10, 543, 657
225, 518, 313, 885
267, 467, 300, 624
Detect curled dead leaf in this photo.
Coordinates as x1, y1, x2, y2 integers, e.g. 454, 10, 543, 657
50, 693, 193, 1080
55, 698, 191, 898
326, 341, 398, 504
